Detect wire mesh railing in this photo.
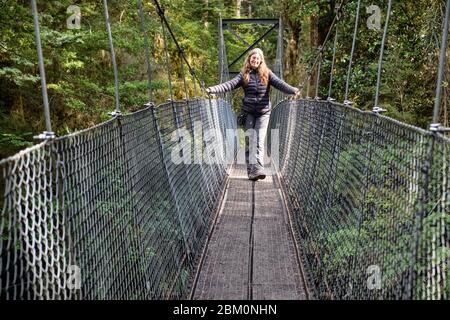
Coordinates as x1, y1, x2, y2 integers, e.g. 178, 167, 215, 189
0, 98, 237, 300
268, 98, 449, 300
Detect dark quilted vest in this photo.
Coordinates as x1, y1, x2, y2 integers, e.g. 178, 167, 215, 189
208, 70, 297, 115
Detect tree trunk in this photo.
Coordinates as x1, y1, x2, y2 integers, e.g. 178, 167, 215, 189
281, 1, 302, 84
236, 0, 241, 17
309, 0, 334, 95
286, 22, 301, 84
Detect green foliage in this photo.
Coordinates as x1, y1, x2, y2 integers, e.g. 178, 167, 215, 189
308, 0, 447, 128
1, 0, 446, 158
0, 132, 34, 158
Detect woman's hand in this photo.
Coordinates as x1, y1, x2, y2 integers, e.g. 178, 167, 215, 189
292, 88, 302, 99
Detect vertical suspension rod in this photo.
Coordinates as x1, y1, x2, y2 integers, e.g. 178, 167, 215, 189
103, 0, 121, 114
432, 0, 450, 126
328, 9, 341, 100
300, 0, 346, 94
315, 48, 323, 99
31, 0, 53, 136
344, 0, 362, 103
137, 0, 153, 102
153, 0, 205, 91
158, 9, 174, 102
373, 0, 393, 111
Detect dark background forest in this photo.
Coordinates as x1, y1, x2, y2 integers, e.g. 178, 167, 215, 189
0, 0, 449, 159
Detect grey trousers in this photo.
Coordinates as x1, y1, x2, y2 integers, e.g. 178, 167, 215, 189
244, 112, 270, 174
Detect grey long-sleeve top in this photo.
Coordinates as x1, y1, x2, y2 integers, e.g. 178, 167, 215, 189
207, 70, 298, 114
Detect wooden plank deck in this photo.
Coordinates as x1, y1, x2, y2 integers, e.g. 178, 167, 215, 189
192, 150, 308, 300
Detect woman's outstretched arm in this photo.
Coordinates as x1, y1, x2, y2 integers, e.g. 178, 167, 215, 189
269, 71, 299, 95
206, 73, 243, 94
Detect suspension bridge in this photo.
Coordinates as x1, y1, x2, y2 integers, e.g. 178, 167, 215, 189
0, 0, 449, 300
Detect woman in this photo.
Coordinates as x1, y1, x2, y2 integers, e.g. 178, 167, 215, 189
206, 48, 300, 181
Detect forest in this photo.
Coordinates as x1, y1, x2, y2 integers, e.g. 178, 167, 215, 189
0, 0, 449, 159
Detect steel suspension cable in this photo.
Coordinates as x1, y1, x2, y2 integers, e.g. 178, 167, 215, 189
218, 15, 225, 83
327, 5, 342, 100
373, 0, 393, 113
305, 73, 311, 98
315, 48, 323, 99
157, 9, 174, 102
344, 0, 362, 104
432, 0, 450, 128
102, 0, 121, 115
217, 16, 232, 103
277, 17, 284, 79
217, 15, 226, 101
274, 17, 284, 103
153, 0, 206, 93
191, 69, 199, 98
409, 1, 450, 300
31, 0, 54, 139
179, 48, 190, 101
300, 0, 346, 96
137, 0, 153, 103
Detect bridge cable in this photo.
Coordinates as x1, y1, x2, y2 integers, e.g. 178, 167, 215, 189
153, 0, 206, 94
179, 47, 191, 102
431, 0, 450, 130
276, 17, 284, 80
344, 0, 362, 105
314, 48, 323, 99
215, 15, 232, 104
300, 0, 346, 99
30, 0, 54, 139
409, 0, 450, 300
137, 0, 154, 103
155, 5, 197, 263
350, 2, 394, 297
102, 0, 121, 116
275, 17, 284, 104
191, 69, 199, 98
373, 0, 393, 113
155, 4, 206, 252
157, 7, 175, 102
327, 3, 343, 101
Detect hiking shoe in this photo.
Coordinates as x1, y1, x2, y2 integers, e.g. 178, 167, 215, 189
248, 171, 266, 181
248, 172, 259, 181
254, 172, 266, 180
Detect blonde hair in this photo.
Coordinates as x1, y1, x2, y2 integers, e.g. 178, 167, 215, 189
240, 48, 270, 86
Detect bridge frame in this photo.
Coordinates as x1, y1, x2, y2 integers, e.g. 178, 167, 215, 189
218, 17, 283, 78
